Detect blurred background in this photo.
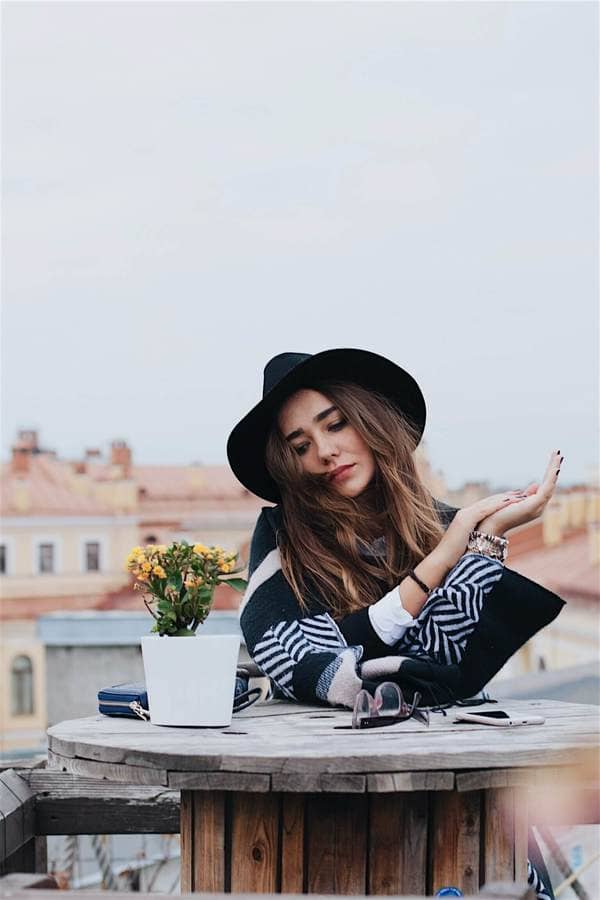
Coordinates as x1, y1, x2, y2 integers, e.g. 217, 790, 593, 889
1, 1, 598, 895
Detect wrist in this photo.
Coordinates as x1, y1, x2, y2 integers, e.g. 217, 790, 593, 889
467, 529, 508, 563
477, 515, 506, 538
427, 544, 458, 574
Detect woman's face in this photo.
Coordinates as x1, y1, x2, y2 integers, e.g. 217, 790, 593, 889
277, 389, 376, 498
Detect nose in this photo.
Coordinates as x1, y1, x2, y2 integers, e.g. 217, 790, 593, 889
314, 433, 340, 464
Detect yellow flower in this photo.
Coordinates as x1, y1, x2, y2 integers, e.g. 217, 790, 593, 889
193, 543, 209, 555
138, 573, 149, 583
141, 561, 152, 573
153, 565, 166, 578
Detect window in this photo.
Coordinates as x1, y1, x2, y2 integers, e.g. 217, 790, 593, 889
85, 542, 101, 572
11, 655, 34, 716
39, 543, 54, 573
0, 544, 6, 574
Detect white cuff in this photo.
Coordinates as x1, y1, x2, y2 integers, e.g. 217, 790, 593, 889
368, 587, 416, 646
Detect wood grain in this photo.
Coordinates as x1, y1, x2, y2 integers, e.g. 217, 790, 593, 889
0, 772, 35, 861
368, 792, 428, 895
180, 791, 226, 893
367, 771, 454, 792
46, 700, 599, 779
430, 790, 481, 896
47, 750, 167, 786
280, 794, 305, 893
230, 793, 279, 893
305, 794, 368, 894
483, 788, 515, 885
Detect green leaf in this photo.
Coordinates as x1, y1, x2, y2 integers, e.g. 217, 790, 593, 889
167, 574, 183, 593
157, 600, 173, 613
223, 578, 247, 593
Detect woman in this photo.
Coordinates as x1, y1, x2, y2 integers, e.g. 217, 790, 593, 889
227, 348, 564, 900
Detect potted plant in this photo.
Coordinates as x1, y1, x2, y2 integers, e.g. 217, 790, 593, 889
126, 541, 247, 726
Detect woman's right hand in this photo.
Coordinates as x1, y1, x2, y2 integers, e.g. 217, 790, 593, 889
435, 491, 527, 570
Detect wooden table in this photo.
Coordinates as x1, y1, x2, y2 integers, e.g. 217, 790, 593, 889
47, 698, 598, 896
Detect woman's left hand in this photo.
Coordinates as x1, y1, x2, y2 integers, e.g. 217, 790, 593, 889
476, 450, 563, 537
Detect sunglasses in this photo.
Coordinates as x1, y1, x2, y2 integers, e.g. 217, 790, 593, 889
335, 681, 430, 730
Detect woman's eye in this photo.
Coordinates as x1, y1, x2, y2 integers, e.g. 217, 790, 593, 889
292, 420, 346, 456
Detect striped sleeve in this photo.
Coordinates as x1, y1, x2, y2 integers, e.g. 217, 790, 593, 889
239, 509, 363, 708
398, 553, 504, 664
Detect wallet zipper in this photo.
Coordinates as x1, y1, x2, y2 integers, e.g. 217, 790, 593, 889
100, 699, 150, 721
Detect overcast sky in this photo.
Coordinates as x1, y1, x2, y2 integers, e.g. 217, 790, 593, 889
2, 1, 597, 490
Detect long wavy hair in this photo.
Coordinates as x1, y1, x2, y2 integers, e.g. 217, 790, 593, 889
264, 381, 445, 619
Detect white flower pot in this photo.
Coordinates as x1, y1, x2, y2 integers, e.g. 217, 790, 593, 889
141, 633, 240, 726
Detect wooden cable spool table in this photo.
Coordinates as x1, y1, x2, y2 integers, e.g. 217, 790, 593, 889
47, 698, 599, 896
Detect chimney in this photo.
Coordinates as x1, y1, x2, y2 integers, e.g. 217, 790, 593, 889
17, 429, 39, 452
85, 448, 102, 460
110, 440, 132, 478
11, 445, 30, 475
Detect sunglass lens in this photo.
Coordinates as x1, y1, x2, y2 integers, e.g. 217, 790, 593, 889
352, 689, 376, 728
374, 681, 403, 716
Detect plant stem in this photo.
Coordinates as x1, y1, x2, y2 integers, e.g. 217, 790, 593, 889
143, 597, 159, 621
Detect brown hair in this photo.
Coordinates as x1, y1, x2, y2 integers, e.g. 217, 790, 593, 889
264, 381, 444, 619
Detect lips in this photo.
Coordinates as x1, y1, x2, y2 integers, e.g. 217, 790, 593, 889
328, 464, 355, 482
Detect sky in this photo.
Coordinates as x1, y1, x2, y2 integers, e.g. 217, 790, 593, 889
2, 1, 598, 490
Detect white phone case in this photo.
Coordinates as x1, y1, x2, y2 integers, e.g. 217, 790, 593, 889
454, 712, 545, 727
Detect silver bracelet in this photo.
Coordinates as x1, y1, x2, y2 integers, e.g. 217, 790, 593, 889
467, 530, 508, 563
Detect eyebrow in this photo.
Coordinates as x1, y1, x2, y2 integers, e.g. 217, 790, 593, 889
284, 405, 338, 442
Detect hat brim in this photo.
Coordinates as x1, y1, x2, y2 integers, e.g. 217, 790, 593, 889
226, 348, 426, 503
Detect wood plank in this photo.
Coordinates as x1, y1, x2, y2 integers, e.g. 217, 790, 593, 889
230, 793, 279, 892
456, 763, 597, 791
482, 788, 515, 884
513, 790, 529, 883
179, 791, 193, 893
368, 792, 427, 895
0, 769, 35, 840
271, 773, 365, 793
280, 794, 304, 893
35, 794, 179, 835
47, 750, 167, 786
168, 771, 270, 791
306, 794, 368, 894
192, 792, 226, 892
0, 773, 34, 860
430, 790, 481, 896
367, 771, 454, 792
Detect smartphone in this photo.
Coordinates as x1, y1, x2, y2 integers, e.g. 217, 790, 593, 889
454, 710, 545, 727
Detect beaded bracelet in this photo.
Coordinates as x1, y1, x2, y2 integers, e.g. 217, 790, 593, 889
467, 530, 508, 563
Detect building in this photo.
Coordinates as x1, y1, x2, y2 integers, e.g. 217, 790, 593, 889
0, 430, 263, 754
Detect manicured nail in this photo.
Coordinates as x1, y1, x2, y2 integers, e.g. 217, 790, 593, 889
560, 456, 564, 463
556, 469, 560, 475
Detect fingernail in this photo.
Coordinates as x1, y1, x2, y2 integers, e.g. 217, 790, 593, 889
556, 469, 560, 475
560, 456, 564, 463
557, 449, 561, 454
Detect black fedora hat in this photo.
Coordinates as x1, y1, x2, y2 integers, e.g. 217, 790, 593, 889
226, 348, 426, 503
